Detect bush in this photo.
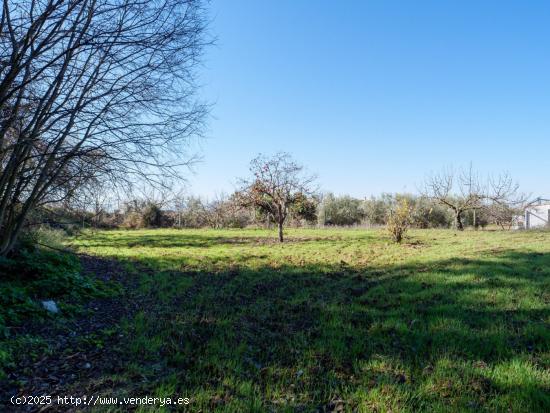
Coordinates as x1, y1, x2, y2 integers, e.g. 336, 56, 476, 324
290, 193, 318, 225
387, 198, 413, 243
141, 203, 163, 228
3, 248, 87, 298
122, 211, 142, 228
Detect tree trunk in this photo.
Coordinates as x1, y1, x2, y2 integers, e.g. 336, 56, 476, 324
278, 220, 284, 242
455, 211, 464, 231
0, 222, 20, 257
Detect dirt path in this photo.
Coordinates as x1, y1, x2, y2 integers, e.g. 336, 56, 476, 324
1, 255, 138, 412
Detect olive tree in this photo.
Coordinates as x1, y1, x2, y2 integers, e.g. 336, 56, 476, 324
318, 193, 364, 226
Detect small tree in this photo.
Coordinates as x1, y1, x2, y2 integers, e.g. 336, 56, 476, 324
485, 201, 525, 230
485, 173, 527, 229
422, 165, 483, 230
387, 198, 413, 243
237, 153, 316, 242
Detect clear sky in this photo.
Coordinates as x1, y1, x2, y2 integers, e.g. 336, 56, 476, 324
187, 0, 550, 199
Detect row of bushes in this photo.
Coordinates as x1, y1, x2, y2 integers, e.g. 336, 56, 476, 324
318, 193, 490, 228
43, 192, 507, 231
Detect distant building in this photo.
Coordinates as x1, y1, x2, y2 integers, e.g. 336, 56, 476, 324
515, 198, 550, 229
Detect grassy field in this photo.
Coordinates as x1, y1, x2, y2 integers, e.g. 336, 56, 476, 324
71, 228, 550, 412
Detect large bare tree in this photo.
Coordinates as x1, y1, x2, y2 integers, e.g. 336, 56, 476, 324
237, 153, 316, 242
0, 0, 209, 255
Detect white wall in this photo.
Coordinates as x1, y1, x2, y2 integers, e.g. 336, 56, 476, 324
526, 204, 550, 229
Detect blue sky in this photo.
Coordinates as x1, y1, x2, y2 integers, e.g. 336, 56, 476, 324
187, 0, 550, 199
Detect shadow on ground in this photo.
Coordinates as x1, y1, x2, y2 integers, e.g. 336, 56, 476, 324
68, 248, 550, 412
5, 244, 550, 412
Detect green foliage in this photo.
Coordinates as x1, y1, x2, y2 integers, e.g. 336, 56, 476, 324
411, 196, 453, 228
0, 284, 39, 332
25, 226, 69, 249
318, 193, 364, 226
319, 193, 455, 228
290, 193, 318, 224
120, 202, 165, 229
0, 248, 87, 330
141, 203, 163, 228
0, 246, 110, 380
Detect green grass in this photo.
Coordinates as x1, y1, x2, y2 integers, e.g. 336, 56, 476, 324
72, 228, 550, 412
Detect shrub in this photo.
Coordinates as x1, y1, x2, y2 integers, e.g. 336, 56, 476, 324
141, 203, 163, 228
386, 198, 413, 243
122, 211, 142, 228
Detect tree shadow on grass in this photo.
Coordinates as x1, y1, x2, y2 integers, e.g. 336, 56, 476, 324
16, 248, 550, 412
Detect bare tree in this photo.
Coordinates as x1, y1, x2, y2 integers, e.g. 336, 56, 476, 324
423, 166, 524, 230
423, 165, 484, 230
68, 177, 109, 230
485, 202, 518, 230
485, 172, 528, 229
173, 193, 187, 228
0, 0, 209, 256
204, 192, 233, 229
237, 153, 316, 242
